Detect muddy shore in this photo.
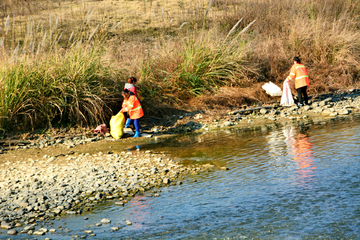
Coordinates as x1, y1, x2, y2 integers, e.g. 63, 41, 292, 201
0, 89, 359, 237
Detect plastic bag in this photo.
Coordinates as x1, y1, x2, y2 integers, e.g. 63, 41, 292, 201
280, 80, 295, 106
262, 81, 282, 97
110, 111, 125, 139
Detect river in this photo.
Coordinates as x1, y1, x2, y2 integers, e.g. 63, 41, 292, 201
2, 115, 360, 239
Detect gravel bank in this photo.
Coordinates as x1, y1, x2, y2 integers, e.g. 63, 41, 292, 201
0, 150, 208, 236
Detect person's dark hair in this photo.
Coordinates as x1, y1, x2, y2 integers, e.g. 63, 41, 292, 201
293, 57, 301, 63
128, 77, 137, 84
122, 89, 130, 95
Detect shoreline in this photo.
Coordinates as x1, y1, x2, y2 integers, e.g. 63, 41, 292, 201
0, 149, 209, 236
0, 89, 359, 236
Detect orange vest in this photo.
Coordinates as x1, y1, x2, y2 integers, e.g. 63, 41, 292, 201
122, 95, 144, 119
288, 63, 309, 89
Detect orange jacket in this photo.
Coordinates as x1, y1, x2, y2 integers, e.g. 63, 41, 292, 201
122, 95, 144, 119
287, 63, 309, 89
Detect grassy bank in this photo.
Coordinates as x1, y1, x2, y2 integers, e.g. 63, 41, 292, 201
0, 0, 359, 133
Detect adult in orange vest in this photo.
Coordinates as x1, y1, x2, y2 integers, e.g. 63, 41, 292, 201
120, 89, 144, 137
286, 57, 310, 107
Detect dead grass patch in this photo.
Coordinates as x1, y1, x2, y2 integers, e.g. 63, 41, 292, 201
188, 85, 276, 110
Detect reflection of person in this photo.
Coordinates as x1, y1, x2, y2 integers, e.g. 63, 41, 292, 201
291, 132, 316, 185
292, 133, 314, 169
285, 57, 309, 107
283, 126, 316, 187
120, 89, 144, 138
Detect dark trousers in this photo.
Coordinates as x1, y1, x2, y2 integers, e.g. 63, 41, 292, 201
296, 86, 308, 105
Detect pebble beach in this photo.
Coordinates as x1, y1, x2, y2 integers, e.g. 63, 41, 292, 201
0, 149, 206, 236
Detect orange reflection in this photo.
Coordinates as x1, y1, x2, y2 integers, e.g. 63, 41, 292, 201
129, 195, 150, 228
291, 133, 316, 184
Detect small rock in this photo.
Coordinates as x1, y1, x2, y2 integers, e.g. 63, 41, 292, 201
220, 167, 229, 171
7, 229, 17, 235
260, 108, 268, 114
85, 230, 93, 234
222, 121, 233, 127
33, 230, 45, 235
101, 218, 111, 224
1, 222, 13, 229
125, 220, 132, 225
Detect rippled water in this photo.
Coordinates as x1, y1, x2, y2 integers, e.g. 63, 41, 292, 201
3, 115, 360, 239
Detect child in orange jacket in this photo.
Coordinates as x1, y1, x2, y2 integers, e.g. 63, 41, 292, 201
123, 77, 143, 128
120, 89, 144, 137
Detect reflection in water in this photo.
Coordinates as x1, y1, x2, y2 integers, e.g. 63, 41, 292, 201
283, 126, 316, 188
128, 195, 150, 229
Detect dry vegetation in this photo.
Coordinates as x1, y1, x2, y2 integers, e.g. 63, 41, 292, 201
0, 0, 359, 132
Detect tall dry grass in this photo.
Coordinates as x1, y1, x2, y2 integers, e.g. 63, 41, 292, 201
0, 45, 121, 132
0, 0, 359, 132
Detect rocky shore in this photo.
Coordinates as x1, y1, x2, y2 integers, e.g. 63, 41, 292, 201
0, 150, 208, 237
0, 89, 359, 237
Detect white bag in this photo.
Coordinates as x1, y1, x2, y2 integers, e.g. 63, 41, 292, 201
262, 81, 282, 97
280, 80, 295, 106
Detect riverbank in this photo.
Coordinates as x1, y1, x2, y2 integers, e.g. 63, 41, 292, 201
0, 89, 359, 237
0, 149, 211, 236
1, 89, 360, 153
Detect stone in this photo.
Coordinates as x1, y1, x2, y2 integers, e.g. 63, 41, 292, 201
52, 209, 62, 214
24, 225, 36, 231
33, 230, 45, 235
101, 218, 111, 224
1, 222, 13, 229
19, 202, 29, 207
339, 109, 350, 115
7, 229, 17, 235
259, 108, 268, 114
222, 121, 233, 127
303, 105, 311, 111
